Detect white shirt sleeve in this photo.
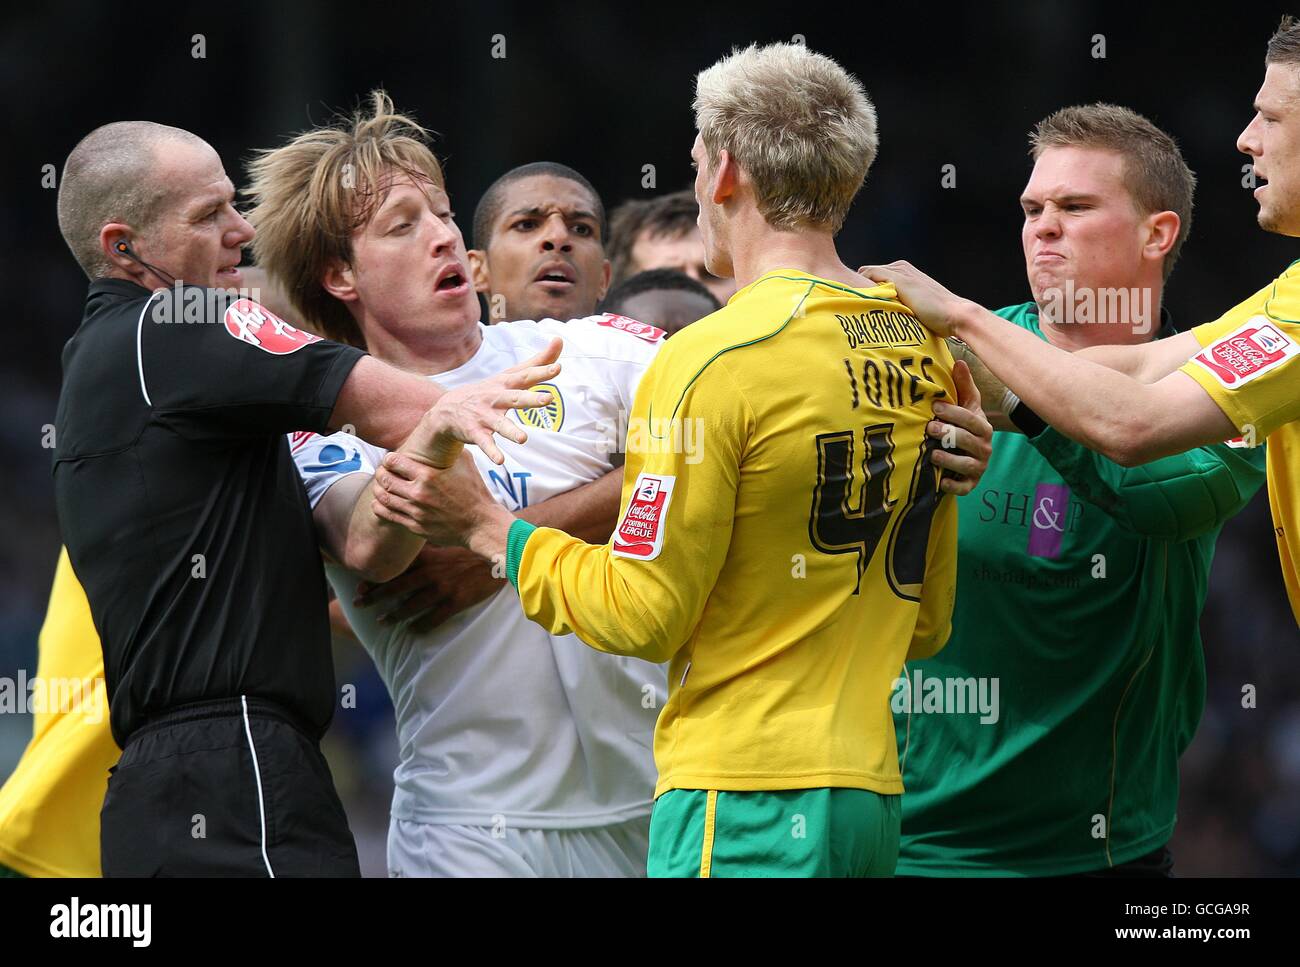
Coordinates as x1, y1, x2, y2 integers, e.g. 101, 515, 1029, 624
565, 313, 666, 421
289, 430, 384, 509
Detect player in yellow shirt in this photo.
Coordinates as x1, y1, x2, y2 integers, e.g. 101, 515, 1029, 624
369, 43, 992, 877
865, 19, 1300, 628
0, 549, 119, 877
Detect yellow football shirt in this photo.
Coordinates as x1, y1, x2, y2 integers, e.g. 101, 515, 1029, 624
516, 270, 958, 798
1180, 261, 1300, 626
0, 549, 118, 877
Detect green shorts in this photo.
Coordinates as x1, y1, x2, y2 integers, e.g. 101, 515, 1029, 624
647, 787, 900, 877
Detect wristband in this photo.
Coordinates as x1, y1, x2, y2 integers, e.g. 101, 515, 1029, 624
1007, 397, 1047, 437
505, 519, 538, 589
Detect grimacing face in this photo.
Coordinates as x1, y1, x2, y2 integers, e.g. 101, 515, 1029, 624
481, 174, 609, 321
1020, 145, 1155, 313
137, 138, 253, 289
345, 173, 479, 340
1239, 61, 1300, 237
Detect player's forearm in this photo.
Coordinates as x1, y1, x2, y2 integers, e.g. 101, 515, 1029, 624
330, 356, 445, 450
464, 505, 514, 570
1075, 330, 1201, 383
340, 477, 425, 583
517, 468, 621, 543
952, 303, 1177, 465
506, 523, 686, 663
313, 473, 422, 583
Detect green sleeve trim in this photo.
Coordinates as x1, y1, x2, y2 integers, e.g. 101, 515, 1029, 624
506, 519, 539, 590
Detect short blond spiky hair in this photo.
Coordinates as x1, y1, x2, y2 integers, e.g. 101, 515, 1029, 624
1030, 103, 1195, 281
693, 43, 878, 234
244, 90, 445, 347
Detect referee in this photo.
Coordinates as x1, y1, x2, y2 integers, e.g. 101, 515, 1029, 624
52, 120, 557, 876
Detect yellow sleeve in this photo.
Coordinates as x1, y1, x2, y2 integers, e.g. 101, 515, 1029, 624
516, 348, 753, 663
1180, 270, 1300, 439
905, 490, 957, 660
0, 549, 117, 878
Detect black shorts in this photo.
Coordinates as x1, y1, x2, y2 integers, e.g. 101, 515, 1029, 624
101, 697, 360, 877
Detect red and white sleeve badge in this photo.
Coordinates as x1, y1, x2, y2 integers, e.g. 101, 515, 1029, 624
1189, 316, 1298, 388
224, 299, 323, 355
597, 313, 667, 344
611, 472, 676, 560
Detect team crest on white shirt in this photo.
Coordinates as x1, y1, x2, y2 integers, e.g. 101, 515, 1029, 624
517, 382, 564, 431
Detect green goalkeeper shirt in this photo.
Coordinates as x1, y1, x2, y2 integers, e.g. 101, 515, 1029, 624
894, 302, 1268, 875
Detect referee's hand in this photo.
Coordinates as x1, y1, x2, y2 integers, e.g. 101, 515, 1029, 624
408, 337, 563, 467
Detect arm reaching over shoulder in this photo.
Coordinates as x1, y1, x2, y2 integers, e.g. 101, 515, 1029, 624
861, 261, 1238, 465
1074, 330, 1203, 384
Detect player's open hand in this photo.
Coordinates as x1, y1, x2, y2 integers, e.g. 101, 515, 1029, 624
858, 261, 972, 339
371, 449, 512, 550
410, 337, 564, 467
352, 544, 503, 632
928, 359, 993, 496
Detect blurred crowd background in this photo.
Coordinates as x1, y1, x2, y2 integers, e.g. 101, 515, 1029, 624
2, 0, 1298, 875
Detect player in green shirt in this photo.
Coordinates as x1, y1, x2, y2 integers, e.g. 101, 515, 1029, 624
893, 104, 1267, 876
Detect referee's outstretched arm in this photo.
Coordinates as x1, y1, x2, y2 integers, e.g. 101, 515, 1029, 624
329, 341, 561, 460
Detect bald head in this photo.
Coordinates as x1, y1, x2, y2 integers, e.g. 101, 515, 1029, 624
57, 121, 208, 279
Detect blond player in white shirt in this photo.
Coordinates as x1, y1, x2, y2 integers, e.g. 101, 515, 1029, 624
247, 94, 665, 876
293, 313, 666, 876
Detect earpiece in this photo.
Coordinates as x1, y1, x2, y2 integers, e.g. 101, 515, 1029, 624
112, 239, 176, 288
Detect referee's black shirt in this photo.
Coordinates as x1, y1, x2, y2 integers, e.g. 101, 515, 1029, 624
53, 279, 366, 747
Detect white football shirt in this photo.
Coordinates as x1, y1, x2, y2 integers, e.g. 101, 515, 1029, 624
294, 314, 668, 828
